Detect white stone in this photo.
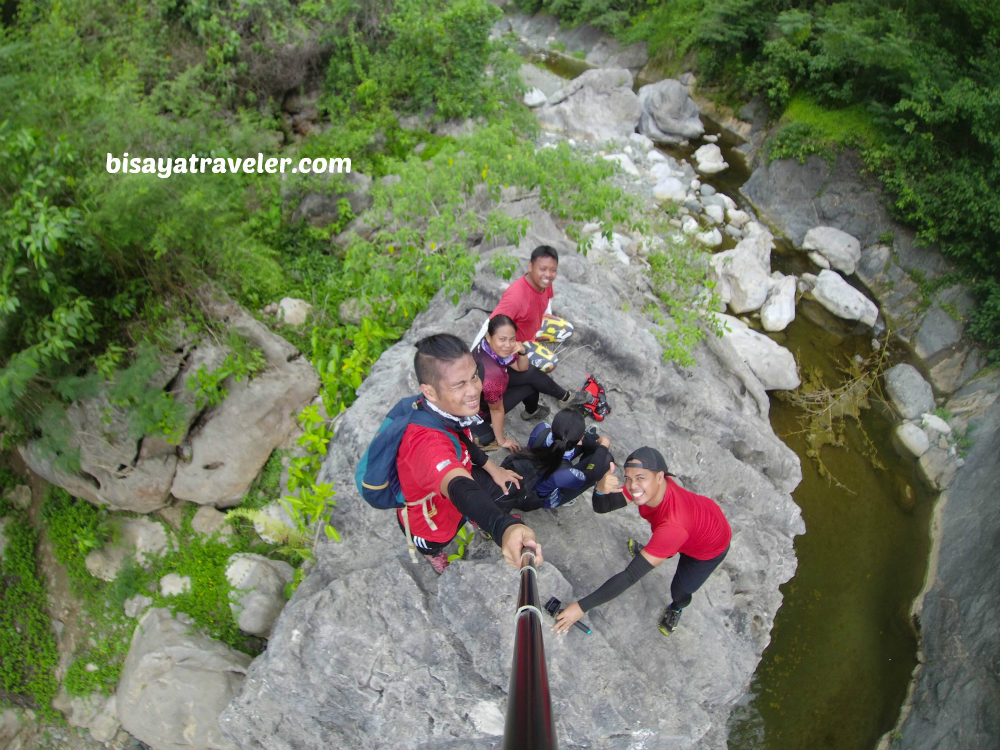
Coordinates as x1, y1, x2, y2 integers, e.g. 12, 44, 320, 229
695, 228, 723, 247
895, 422, 930, 457
703, 204, 725, 225
159, 573, 192, 596
809, 269, 879, 327
603, 153, 640, 176
226, 553, 295, 637
649, 161, 677, 182
523, 87, 547, 108
117, 608, 250, 750
710, 227, 775, 314
760, 275, 797, 332
802, 226, 862, 276
679, 215, 699, 235
693, 143, 728, 174
628, 132, 655, 152
277, 297, 312, 327
921, 413, 952, 435
653, 177, 686, 203
124, 594, 154, 619
5, 485, 30, 509
714, 314, 800, 390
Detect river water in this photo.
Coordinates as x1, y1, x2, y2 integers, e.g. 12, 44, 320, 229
659, 124, 933, 749
529, 51, 934, 745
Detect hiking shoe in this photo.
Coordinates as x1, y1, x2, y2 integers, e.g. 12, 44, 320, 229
658, 606, 682, 636
627, 538, 643, 558
562, 390, 595, 408
473, 436, 500, 451
521, 403, 551, 421
427, 550, 450, 575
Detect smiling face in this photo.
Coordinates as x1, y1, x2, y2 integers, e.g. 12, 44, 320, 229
526, 255, 558, 293
623, 467, 667, 507
485, 322, 518, 359
420, 353, 482, 417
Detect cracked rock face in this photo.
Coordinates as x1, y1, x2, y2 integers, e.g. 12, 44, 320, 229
221, 208, 803, 750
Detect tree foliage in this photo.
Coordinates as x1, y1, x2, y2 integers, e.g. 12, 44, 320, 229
520, 0, 1000, 358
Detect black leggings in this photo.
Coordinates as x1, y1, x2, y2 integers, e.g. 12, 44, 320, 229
669, 544, 730, 610
504, 366, 568, 413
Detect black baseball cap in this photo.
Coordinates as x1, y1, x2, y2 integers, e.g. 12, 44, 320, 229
623, 447, 673, 476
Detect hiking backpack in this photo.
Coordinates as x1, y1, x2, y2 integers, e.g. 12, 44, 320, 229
355, 396, 461, 509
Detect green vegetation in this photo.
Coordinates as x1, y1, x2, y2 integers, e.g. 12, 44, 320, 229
0, 0, 719, 716
41, 486, 268, 696
0, 470, 60, 719
515, 0, 1000, 360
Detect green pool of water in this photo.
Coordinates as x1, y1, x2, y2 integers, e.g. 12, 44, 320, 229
728, 309, 933, 749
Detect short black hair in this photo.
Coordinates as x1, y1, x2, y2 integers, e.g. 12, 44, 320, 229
530, 245, 559, 264
414, 333, 472, 386
487, 314, 518, 337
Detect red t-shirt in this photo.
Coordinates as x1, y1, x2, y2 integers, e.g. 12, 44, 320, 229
492, 275, 554, 342
629, 479, 731, 560
395, 423, 470, 543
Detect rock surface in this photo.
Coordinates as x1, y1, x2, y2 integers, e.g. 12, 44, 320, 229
891, 371, 1000, 749
637, 78, 705, 145
536, 68, 641, 142
118, 608, 251, 750
884, 364, 936, 420
221, 202, 803, 750
19, 286, 319, 512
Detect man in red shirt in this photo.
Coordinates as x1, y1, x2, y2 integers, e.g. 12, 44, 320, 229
397, 333, 543, 573
551, 447, 731, 636
492, 245, 560, 344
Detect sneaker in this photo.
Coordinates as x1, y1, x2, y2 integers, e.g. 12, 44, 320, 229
561, 390, 595, 408
427, 550, 450, 575
658, 606, 682, 635
627, 538, 643, 558
473, 436, 500, 451
521, 403, 551, 421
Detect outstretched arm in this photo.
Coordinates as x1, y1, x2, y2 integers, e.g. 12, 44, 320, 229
552, 550, 663, 633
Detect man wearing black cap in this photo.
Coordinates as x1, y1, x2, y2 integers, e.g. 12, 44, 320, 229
551, 446, 731, 636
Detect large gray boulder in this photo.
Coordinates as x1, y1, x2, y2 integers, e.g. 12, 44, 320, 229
805, 269, 879, 327
637, 79, 705, 145
713, 314, 801, 391
170, 287, 320, 507
118, 608, 251, 750
537, 68, 642, 142
19, 287, 319, 512
221, 204, 803, 749
884, 363, 935, 420
803, 225, 862, 275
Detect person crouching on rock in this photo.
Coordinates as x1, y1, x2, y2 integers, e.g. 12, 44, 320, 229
397, 333, 543, 574
504, 408, 613, 509
471, 314, 593, 451
551, 447, 730, 636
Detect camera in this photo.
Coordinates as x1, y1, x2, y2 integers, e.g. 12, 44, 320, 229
544, 597, 591, 635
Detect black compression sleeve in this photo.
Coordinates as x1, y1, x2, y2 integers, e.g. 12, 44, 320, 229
577, 445, 613, 482
577, 554, 654, 613
446, 475, 519, 547
591, 489, 627, 513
